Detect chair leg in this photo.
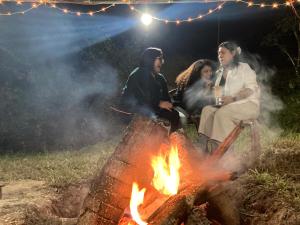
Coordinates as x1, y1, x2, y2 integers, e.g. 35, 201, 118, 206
250, 121, 261, 155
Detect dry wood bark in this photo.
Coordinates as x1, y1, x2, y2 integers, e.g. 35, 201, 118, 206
78, 116, 169, 225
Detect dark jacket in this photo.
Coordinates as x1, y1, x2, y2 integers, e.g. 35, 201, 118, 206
121, 67, 171, 116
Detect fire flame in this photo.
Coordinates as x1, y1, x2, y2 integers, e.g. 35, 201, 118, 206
151, 145, 181, 196
129, 182, 147, 225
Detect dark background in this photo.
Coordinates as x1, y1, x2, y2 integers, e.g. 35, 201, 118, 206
0, 2, 298, 152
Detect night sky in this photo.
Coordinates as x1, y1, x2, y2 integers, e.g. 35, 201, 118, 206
0, 1, 293, 68
121, 2, 290, 67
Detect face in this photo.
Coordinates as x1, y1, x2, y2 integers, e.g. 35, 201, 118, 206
218, 47, 235, 67
201, 65, 213, 80
153, 56, 164, 73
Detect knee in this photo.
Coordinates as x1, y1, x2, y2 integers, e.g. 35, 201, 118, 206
214, 107, 231, 121
202, 106, 216, 116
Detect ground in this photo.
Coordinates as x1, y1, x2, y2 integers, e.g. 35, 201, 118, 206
0, 126, 299, 225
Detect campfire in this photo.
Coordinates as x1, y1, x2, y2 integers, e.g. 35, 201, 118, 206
78, 116, 257, 225
122, 144, 181, 225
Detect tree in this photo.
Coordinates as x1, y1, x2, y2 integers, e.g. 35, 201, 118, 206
262, 6, 300, 88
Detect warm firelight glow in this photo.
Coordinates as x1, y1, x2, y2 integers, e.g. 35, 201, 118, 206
129, 183, 147, 225
151, 145, 181, 196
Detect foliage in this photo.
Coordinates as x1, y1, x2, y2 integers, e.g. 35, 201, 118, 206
262, 8, 300, 88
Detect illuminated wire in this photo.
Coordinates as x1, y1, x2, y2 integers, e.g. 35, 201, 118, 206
0, 0, 297, 19
237, 0, 294, 8
0, 2, 41, 16
47, 3, 115, 16
129, 1, 227, 24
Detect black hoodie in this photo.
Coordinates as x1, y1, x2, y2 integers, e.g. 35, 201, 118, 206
121, 48, 170, 116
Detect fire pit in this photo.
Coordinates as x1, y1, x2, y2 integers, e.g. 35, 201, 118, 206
77, 116, 257, 225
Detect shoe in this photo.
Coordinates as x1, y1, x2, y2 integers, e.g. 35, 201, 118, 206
196, 133, 208, 153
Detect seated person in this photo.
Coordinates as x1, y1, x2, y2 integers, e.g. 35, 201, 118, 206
198, 41, 260, 153
172, 59, 215, 122
120, 47, 180, 132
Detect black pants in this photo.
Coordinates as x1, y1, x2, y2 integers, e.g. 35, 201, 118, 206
157, 109, 180, 132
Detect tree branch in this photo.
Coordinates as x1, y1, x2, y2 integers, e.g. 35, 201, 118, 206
277, 44, 296, 68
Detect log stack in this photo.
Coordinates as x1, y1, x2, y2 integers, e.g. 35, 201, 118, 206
77, 116, 169, 225
78, 116, 251, 225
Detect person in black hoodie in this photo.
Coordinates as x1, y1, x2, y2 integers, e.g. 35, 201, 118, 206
121, 47, 180, 132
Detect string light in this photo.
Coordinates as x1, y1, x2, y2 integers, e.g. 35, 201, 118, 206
0, 1, 115, 17
129, 1, 227, 24
48, 3, 115, 16
238, 0, 295, 8
141, 13, 153, 26
0, 0, 298, 20
0, 2, 41, 16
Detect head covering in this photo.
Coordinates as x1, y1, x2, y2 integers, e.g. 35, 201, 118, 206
140, 47, 163, 70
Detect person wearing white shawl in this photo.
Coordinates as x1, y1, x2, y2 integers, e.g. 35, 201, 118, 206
198, 41, 260, 153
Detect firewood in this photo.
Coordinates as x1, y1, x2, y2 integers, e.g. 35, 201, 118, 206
147, 194, 189, 225
147, 185, 208, 225
78, 116, 169, 225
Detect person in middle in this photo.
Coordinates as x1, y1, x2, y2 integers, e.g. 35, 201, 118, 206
173, 59, 215, 118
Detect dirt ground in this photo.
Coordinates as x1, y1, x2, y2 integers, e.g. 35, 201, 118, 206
0, 133, 299, 225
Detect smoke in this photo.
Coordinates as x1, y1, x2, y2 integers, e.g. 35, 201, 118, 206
183, 52, 283, 129
181, 51, 284, 173
0, 5, 133, 152
241, 53, 283, 129
219, 53, 284, 173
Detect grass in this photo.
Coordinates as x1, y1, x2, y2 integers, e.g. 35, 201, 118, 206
0, 124, 299, 197
0, 138, 119, 186
245, 133, 300, 211
185, 123, 300, 212
0, 124, 299, 225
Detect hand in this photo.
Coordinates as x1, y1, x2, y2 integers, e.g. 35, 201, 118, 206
221, 96, 235, 105
159, 101, 173, 111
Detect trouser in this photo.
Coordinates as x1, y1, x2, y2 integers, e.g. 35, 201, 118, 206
157, 109, 181, 133
198, 102, 259, 142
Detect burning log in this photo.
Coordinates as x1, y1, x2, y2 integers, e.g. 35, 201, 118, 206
145, 185, 208, 225
78, 116, 169, 225
79, 118, 253, 225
